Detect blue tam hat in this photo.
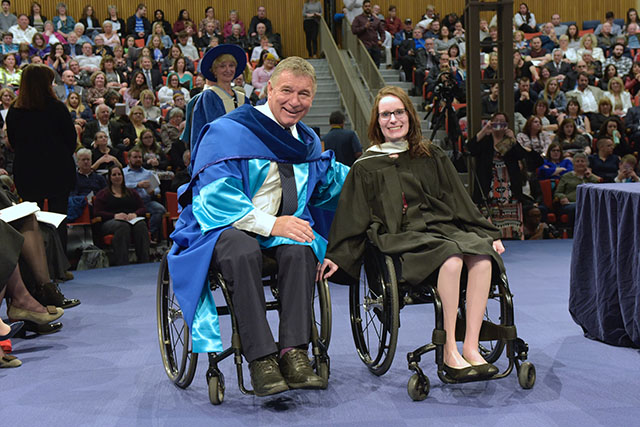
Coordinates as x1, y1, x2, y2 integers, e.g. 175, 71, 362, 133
200, 44, 247, 82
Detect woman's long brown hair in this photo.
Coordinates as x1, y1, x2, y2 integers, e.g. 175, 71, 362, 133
367, 85, 431, 157
14, 64, 56, 110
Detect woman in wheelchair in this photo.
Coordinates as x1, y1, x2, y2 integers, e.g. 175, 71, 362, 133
322, 86, 506, 381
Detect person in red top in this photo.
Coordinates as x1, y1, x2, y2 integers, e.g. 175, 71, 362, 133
222, 9, 245, 39
385, 5, 403, 36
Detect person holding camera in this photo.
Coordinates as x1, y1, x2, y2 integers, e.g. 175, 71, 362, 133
467, 112, 543, 239
425, 53, 465, 104
351, 0, 384, 68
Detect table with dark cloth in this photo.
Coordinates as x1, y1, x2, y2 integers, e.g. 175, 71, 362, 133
569, 183, 640, 348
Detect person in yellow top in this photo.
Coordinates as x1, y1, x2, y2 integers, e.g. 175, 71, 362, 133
0, 53, 22, 89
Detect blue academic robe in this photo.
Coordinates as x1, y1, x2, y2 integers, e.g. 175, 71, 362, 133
168, 104, 348, 353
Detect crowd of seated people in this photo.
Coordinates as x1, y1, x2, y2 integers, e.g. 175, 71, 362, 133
0, 3, 290, 270
385, 3, 640, 238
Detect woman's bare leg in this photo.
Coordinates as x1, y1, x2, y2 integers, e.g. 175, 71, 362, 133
437, 255, 470, 368
462, 255, 492, 365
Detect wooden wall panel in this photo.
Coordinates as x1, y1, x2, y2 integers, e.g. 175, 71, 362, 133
8, 1, 639, 59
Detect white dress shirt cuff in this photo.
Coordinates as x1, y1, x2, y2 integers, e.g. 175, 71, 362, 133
232, 208, 277, 237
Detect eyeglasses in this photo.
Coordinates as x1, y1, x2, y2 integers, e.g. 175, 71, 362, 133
378, 108, 407, 120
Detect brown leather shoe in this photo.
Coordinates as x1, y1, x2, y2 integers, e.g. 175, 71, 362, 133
279, 349, 325, 389
249, 355, 289, 397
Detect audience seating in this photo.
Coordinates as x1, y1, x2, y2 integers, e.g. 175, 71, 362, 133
539, 179, 570, 232
582, 20, 600, 31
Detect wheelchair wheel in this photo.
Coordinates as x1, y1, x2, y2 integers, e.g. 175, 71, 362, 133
314, 279, 332, 351
208, 373, 225, 405
157, 252, 198, 388
477, 275, 511, 364
350, 250, 399, 376
476, 297, 506, 364
407, 373, 430, 401
312, 279, 331, 383
518, 361, 536, 389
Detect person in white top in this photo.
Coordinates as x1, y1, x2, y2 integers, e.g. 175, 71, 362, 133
343, 0, 363, 24
513, 2, 536, 33
76, 42, 102, 73
8, 14, 36, 44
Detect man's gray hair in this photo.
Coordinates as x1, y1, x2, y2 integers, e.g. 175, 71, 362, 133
95, 103, 112, 115
167, 107, 184, 120
76, 148, 92, 160
270, 56, 317, 93
573, 152, 588, 163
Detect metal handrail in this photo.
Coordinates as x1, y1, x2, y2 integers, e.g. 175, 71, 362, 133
319, 18, 373, 148
342, 19, 385, 96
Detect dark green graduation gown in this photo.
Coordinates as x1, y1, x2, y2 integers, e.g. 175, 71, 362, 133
326, 142, 504, 285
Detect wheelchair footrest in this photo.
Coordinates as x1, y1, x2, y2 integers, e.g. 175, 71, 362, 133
479, 321, 517, 342
453, 321, 517, 342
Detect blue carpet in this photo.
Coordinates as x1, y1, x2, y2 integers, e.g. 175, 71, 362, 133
2, 239, 639, 426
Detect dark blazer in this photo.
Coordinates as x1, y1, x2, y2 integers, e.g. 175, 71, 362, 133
64, 43, 83, 57
28, 14, 47, 28
467, 134, 544, 203
545, 61, 572, 77
6, 98, 77, 199
79, 17, 101, 33
126, 14, 151, 39
625, 106, 640, 135
82, 119, 125, 148
136, 67, 163, 91
249, 16, 273, 35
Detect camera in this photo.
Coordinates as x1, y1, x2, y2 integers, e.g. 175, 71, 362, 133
433, 71, 456, 102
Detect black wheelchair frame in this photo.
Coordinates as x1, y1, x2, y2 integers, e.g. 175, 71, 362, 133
156, 251, 331, 404
350, 244, 536, 401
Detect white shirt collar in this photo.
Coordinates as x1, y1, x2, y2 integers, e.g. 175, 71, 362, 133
366, 140, 409, 154
255, 103, 299, 139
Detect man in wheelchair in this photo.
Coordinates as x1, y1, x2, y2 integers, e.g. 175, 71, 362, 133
168, 57, 348, 397
321, 86, 506, 382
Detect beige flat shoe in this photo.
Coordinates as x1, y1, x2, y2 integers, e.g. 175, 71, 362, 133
7, 305, 64, 325
0, 354, 22, 368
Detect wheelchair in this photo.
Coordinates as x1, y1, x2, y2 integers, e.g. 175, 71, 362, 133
156, 251, 331, 405
350, 243, 536, 401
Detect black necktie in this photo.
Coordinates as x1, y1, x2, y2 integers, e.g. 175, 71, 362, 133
277, 127, 298, 216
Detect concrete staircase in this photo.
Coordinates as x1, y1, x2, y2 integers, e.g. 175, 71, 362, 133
305, 58, 350, 137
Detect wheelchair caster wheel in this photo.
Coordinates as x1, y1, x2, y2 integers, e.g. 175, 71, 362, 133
407, 373, 430, 401
208, 375, 225, 405
518, 361, 536, 389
